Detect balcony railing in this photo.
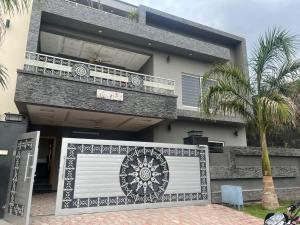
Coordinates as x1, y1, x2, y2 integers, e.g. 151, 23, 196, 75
65, 0, 137, 20
23, 52, 175, 95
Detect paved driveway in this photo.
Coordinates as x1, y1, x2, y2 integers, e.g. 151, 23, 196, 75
2, 193, 264, 225
30, 204, 263, 225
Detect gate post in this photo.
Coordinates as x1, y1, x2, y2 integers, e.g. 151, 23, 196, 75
183, 130, 208, 146
184, 131, 211, 204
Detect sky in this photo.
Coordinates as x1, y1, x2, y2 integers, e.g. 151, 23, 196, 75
124, 0, 300, 58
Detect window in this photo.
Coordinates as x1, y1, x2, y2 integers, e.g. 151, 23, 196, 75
181, 73, 216, 108
208, 141, 224, 153
182, 74, 201, 107
202, 79, 216, 95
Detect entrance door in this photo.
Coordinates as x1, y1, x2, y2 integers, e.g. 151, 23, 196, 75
34, 137, 55, 193
4, 131, 40, 225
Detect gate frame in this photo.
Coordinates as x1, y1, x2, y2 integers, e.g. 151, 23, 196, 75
56, 138, 211, 215
4, 131, 40, 225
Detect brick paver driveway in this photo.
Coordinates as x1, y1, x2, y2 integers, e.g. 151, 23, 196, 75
28, 193, 263, 225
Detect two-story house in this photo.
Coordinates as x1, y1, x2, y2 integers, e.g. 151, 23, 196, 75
0, 0, 248, 193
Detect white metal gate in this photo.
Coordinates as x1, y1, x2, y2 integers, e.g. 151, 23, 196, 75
4, 131, 40, 225
56, 138, 210, 215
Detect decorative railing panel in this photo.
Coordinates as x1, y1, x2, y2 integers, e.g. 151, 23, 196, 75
65, 0, 137, 20
24, 52, 175, 95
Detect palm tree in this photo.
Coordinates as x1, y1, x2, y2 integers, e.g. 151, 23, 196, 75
0, 0, 30, 89
201, 28, 300, 209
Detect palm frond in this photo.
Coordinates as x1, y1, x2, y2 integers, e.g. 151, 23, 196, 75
263, 60, 300, 94
257, 92, 297, 128
203, 64, 252, 102
201, 64, 253, 121
0, 64, 8, 89
218, 99, 254, 121
277, 60, 300, 80
0, 0, 29, 15
251, 27, 298, 92
288, 79, 300, 101
203, 63, 250, 89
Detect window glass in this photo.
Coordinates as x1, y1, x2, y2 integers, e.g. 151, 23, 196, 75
182, 74, 201, 107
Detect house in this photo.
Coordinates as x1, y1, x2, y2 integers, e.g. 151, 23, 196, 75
0, 0, 248, 191
0, 0, 248, 217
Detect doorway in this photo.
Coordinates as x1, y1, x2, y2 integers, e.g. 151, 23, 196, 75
33, 137, 56, 193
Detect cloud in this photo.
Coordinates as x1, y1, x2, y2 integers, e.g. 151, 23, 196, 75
124, 0, 300, 58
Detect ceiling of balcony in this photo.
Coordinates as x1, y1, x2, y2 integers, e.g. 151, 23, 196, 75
40, 31, 150, 71
27, 105, 162, 131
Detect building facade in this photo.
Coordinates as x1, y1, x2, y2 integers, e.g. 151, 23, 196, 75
0, 0, 248, 191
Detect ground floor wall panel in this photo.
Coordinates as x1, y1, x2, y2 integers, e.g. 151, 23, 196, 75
210, 146, 300, 203
152, 120, 247, 146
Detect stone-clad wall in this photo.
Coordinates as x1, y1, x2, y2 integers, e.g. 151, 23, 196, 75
209, 146, 300, 203
15, 71, 177, 119
27, 0, 232, 61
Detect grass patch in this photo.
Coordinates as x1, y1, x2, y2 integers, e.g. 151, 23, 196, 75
243, 201, 298, 219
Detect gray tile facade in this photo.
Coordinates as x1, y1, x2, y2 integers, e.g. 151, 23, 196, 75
23, 0, 248, 124
15, 71, 177, 119
26, 0, 241, 61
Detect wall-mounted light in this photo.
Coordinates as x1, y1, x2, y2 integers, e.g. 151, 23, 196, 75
234, 130, 238, 137
0, 150, 8, 156
167, 124, 172, 131
5, 19, 10, 28
166, 55, 170, 63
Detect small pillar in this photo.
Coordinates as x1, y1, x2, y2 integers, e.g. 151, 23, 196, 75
183, 130, 208, 145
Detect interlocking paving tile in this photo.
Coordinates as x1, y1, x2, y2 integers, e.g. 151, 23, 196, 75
29, 193, 263, 225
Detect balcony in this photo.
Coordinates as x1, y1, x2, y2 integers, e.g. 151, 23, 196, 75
65, 0, 137, 20
24, 52, 175, 96
15, 52, 177, 129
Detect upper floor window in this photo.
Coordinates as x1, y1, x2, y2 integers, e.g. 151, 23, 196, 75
182, 74, 216, 108
181, 74, 201, 107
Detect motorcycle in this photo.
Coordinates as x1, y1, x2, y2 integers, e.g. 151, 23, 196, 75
264, 201, 300, 225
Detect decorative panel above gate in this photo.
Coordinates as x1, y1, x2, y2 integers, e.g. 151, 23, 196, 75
56, 139, 210, 215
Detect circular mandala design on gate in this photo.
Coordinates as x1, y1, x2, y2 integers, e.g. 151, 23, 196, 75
72, 64, 90, 77
129, 74, 144, 88
119, 148, 169, 201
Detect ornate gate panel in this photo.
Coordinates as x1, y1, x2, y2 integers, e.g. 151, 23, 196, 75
4, 131, 40, 225
56, 138, 210, 215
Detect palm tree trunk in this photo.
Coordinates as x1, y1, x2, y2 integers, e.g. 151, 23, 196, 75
260, 129, 272, 176
260, 128, 279, 209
